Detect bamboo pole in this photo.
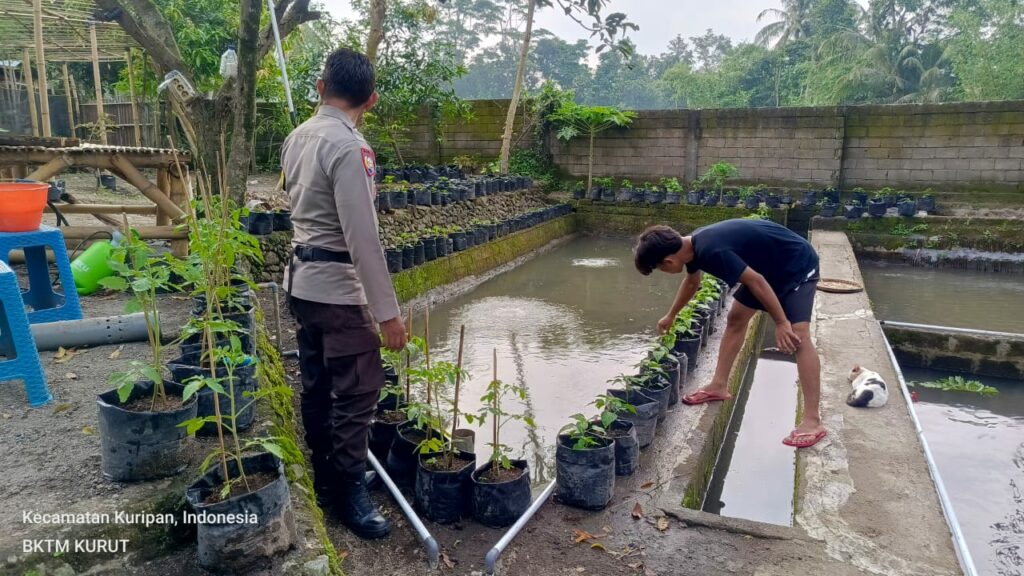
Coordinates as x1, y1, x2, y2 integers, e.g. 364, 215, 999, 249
61, 63, 75, 136
32, 0, 51, 137
404, 307, 412, 402
449, 325, 466, 463
69, 75, 81, 138
424, 307, 431, 405
108, 154, 185, 220
89, 22, 107, 145
125, 50, 142, 148
59, 225, 186, 240
25, 154, 74, 181
167, 164, 189, 256
45, 204, 157, 215
492, 348, 498, 464
155, 168, 169, 225
22, 49, 39, 137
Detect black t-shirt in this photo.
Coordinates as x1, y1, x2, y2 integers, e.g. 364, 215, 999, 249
685, 219, 819, 294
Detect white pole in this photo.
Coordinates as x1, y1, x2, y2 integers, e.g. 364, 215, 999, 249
266, 0, 296, 127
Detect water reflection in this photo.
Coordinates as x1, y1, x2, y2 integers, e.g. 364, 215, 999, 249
906, 367, 1024, 576
421, 237, 681, 485
859, 259, 1024, 333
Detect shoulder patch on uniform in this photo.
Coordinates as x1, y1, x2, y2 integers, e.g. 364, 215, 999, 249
361, 148, 376, 178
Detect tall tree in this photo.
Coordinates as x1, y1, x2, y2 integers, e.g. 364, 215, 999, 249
755, 0, 813, 48
497, 0, 636, 173
95, 0, 319, 198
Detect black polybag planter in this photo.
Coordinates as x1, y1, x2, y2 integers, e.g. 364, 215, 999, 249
673, 334, 700, 372
819, 203, 838, 218
555, 434, 615, 510
415, 450, 476, 523
166, 359, 258, 435
413, 241, 425, 265
657, 354, 681, 406
96, 380, 197, 482
386, 421, 424, 486
637, 376, 671, 422
186, 452, 294, 572
414, 188, 432, 206
606, 388, 659, 448
401, 246, 415, 269
377, 191, 392, 213
247, 212, 273, 235
802, 190, 818, 206
845, 205, 864, 219
434, 236, 448, 258
919, 196, 936, 213
471, 460, 531, 528
369, 410, 404, 461
744, 197, 760, 210
385, 248, 403, 273
722, 194, 738, 208
599, 419, 639, 476
391, 190, 408, 209
867, 199, 887, 217
665, 192, 681, 204
272, 210, 292, 231
423, 238, 437, 262
431, 190, 441, 205
765, 195, 781, 209
687, 190, 702, 205
898, 199, 917, 217
704, 193, 720, 207
852, 191, 868, 206
601, 188, 616, 203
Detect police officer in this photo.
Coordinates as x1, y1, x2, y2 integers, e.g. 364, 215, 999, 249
281, 48, 407, 539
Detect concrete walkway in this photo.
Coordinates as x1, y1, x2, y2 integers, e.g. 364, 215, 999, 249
793, 230, 962, 575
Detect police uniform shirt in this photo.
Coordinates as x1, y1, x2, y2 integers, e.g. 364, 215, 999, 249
281, 105, 400, 324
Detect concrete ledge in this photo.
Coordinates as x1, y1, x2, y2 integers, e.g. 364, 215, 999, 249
574, 202, 787, 234
812, 215, 1024, 253
391, 215, 577, 303
883, 322, 1024, 380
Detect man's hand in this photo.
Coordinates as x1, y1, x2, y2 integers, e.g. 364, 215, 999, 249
380, 317, 408, 352
657, 314, 674, 335
775, 320, 802, 354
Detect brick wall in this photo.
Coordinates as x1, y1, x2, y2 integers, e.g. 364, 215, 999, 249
405, 100, 1024, 193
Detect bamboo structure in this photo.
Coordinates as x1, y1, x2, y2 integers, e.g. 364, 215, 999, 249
22, 49, 39, 137
89, 23, 107, 145
32, 0, 50, 137
61, 63, 74, 136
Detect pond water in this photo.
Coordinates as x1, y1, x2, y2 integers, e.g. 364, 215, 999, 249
421, 236, 682, 482
904, 366, 1024, 576
703, 322, 799, 526
859, 259, 1024, 333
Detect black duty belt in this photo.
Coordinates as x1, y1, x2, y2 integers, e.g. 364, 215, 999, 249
293, 245, 352, 264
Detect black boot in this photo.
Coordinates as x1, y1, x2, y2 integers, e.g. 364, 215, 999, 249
312, 456, 335, 508
333, 465, 390, 539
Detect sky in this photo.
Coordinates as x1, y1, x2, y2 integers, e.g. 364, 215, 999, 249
318, 0, 782, 56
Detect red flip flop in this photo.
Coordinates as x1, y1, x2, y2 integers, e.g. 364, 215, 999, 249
682, 389, 733, 405
782, 429, 827, 448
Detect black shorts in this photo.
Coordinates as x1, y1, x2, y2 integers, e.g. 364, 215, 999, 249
733, 279, 819, 324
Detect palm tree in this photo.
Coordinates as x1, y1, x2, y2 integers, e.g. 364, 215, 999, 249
755, 0, 813, 49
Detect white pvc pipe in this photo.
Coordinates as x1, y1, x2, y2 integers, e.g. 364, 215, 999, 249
880, 328, 978, 576
266, 0, 296, 126
881, 320, 1023, 339
484, 480, 557, 575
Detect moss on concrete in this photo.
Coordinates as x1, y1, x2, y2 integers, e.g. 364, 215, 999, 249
574, 202, 788, 235
681, 313, 767, 509
391, 215, 577, 303
255, 318, 345, 576
813, 215, 1024, 253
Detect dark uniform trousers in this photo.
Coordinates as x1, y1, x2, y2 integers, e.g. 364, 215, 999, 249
291, 296, 384, 476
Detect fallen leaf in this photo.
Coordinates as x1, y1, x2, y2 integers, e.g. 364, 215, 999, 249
573, 529, 597, 544
441, 551, 455, 569
629, 562, 644, 570
2, 413, 11, 419
590, 543, 607, 552
656, 516, 669, 532
109, 345, 123, 360
631, 502, 643, 520
54, 347, 81, 363
65, 372, 78, 381
640, 481, 654, 489
82, 426, 95, 435
337, 550, 349, 561
52, 403, 73, 414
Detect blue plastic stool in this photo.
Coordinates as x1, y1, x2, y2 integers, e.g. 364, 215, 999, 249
0, 225, 83, 324
0, 261, 51, 407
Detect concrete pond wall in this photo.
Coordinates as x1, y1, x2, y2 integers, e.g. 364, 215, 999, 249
884, 323, 1024, 380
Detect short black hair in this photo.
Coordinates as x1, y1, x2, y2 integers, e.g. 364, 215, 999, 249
634, 225, 683, 275
321, 48, 375, 106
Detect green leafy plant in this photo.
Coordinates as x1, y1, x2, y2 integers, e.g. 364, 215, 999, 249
548, 99, 636, 195
591, 393, 636, 430
909, 376, 998, 397
737, 186, 756, 200
593, 176, 614, 189
659, 177, 684, 193
560, 413, 604, 450
697, 162, 739, 194
99, 226, 178, 406
620, 178, 634, 189
464, 350, 536, 474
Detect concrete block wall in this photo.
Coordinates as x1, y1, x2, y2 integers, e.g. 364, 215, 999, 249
548, 110, 691, 182
403, 100, 528, 165
404, 100, 1024, 193
841, 101, 1024, 191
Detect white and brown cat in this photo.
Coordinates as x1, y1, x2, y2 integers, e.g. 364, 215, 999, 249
846, 365, 888, 408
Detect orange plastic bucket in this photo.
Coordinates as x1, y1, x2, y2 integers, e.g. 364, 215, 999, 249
0, 182, 48, 232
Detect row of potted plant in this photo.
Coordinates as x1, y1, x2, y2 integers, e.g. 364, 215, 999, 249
369, 321, 537, 528
813, 187, 935, 218
376, 175, 534, 213
374, 163, 467, 184
95, 193, 293, 572
382, 204, 574, 274
553, 275, 730, 510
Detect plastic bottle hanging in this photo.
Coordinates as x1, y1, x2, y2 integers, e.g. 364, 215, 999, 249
219, 44, 238, 79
